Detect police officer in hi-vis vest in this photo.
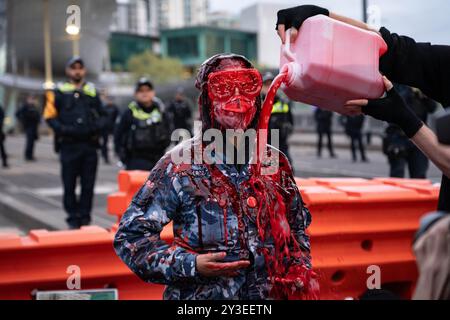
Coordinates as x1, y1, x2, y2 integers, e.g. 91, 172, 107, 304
44, 57, 106, 229
114, 78, 171, 171
261, 72, 294, 162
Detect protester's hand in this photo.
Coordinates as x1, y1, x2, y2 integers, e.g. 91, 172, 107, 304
196, 252, 250, 277
276, 5, 329, 44
344, 76, 424, 138
274, 276, 305, 290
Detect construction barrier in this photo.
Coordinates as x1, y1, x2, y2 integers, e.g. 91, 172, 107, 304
301, 178, 439, 299
0, 172, 440, 300
0, 226, 165, 300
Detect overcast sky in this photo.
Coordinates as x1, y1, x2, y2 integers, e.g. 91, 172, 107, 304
209, 0, 450, 45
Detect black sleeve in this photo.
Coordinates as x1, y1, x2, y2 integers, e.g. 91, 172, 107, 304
161, 111, 173, 149
185, 102, 192, 119
379, 27, 450, 106
287, 105, 294, 126
379, 28, 450, 212
438, 176, 450, 212
0, 108, 4, 130
93, 94, 107, 132
15, 106, 23, 120
423, 97, 438, 114
114, 109, 132, 156
46, 92, 66, 136
113, 105, 120, 123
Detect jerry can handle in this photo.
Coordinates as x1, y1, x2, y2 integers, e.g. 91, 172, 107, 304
283, 28, 296, 62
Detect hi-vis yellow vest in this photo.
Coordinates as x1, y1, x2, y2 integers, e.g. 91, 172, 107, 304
58, 82, 97, 97
271, 101, 289, 114
128, 101, 162, 123
44, 82, 97, 120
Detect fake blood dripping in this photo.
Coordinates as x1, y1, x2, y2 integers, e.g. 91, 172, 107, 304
245, 166, 319, 300
250, 71, 319, 299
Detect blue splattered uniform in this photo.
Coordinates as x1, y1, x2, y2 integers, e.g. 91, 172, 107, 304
114, 141, 313, 299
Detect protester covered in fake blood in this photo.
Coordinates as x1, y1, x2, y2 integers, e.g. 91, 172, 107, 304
114, 53, 318, 300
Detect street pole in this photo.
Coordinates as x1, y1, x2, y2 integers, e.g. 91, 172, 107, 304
72, 35, 80, 56
43, 0, 53, 89
362, 0, 368, 23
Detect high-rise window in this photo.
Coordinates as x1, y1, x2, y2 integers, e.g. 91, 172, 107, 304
167, 35, 198, 58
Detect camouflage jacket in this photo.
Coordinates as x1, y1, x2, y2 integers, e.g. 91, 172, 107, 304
114, 141, 312, 300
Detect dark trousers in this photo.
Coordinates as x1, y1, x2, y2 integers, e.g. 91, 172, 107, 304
101, 131, 110, 162
60, 143, 98, 228
389, 145, 429, 178
350, 133, 367, 161
126, 157, 158, 171
24, 129, 37, 160
317, 130, 335, 157
0, 137, 7, 167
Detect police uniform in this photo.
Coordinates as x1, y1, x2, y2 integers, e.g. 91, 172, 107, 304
114, 99, 171, 171
44, 81, 106, 228
267, 95, 294, 161
16, 102, 41, 160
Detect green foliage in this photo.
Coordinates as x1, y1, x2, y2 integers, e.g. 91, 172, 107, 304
127, 51, 186, 84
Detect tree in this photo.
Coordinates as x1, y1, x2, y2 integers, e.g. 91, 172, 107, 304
127, 51, 186, 84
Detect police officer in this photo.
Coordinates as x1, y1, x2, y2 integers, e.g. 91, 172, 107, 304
314, 108, 336, 158
0, 104, 8, 168
167, 87, 193, 134
114, 78, 171, 171
261, 72, 294, 161
341, 114, 368, 163
44, 57, 106, 229
16, 95, 41, 161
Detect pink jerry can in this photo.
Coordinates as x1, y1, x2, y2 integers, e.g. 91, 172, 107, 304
280, 15, 388, 113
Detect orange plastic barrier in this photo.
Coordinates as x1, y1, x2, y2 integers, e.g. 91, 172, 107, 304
108, 171, 150, 221
105, 172, 439, 299
0, 174, 440, 300
0, 226, 166, 300
302, 180, 438, 299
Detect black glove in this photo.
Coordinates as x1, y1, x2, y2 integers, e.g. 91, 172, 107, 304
362, 88, 423, 138
276, 5, 329, 31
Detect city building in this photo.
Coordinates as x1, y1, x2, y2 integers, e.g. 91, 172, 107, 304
109, 0, 209, 70
109, 32, 158, 71
111, 0, 159, 36
158, 0, 208, 29
239, 2, 290, 68
206, 10, 239, 29
111, 0, 209, 35
160, 26, 256, 69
